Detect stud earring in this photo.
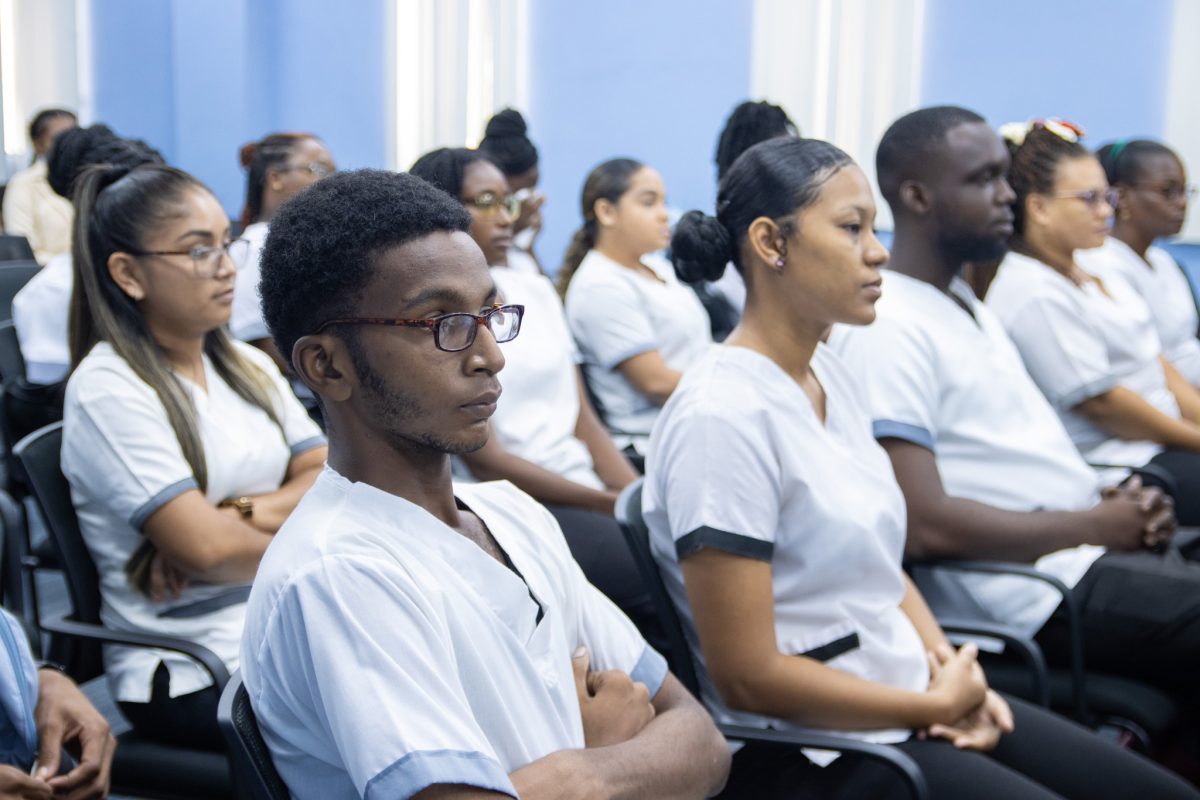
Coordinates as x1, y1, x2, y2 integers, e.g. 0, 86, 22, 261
775, 258, 785, 268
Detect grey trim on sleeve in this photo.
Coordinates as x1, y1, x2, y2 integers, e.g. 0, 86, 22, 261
289, 435, 327, 456
630, 644, 669, 698
872, 419, 935, 450
602, 342, 657, 371
364, 749, 516, 800
1056, 375, 1120, 410
155, 585, 253, 619
129, 478, 199, 529
675, 526, 773, 561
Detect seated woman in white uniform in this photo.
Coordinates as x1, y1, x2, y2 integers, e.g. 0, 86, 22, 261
409, 147, 659, 646
645, 135, 1198, 799
231, 132, 336, 369
1079, 139, 1199, 384
1, 108, 76, 264
61, 163, 327, 749
987, 120, 1200, 525
12, 125, 164, 383
559, 158, 711, 458
479, 108, 545, 276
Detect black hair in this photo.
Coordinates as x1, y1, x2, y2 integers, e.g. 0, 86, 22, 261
1005, 122, 1089, 236
46, 124, 164, 200
479, 109, 538, 177
410, 147, 499, 199
556, 158, 644, 296
875, 105, 986, 211
29, 108, 75, 144
71, 163, 283, 593
715, 100, 798, 180
1097, 139, 1179, 187
238, 132, 322, 228
672, 137, 852, 283
259, 169, 472, 366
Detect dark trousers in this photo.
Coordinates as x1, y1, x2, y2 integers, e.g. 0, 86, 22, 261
117, 662, 224, 751
718, 695, 1198, 799
1035, 548, 1200, 697
545, 504, 667, 654
1143, 449, 1200, 526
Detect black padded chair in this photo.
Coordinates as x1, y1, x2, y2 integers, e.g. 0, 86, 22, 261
14, 422, 233, 799
908, 559, 1179, 753
218, 673, 289, 800
614, 479, 930, 800
0, 320, 24, 381
0, 235, 34, 263
0, 260, 38, 320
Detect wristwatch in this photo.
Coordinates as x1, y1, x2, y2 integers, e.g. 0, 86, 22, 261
220, 496, 255, 519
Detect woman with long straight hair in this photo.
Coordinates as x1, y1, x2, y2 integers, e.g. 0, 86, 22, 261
62, 163, 326, 749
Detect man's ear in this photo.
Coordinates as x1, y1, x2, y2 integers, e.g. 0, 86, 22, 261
899, 180, 932, 216
292, 334, 352, 403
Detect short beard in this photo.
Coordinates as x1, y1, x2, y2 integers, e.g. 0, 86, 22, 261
345, 332, 488, 457
937, 228, 1010, 266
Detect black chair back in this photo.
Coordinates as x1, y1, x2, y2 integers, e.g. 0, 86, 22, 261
614, 479, 702, 696
0, 236, 34, 263
0, 488, 26, 620
0, 321, 24, 382
12, 422, 104, 679
0, 261, 39, 319
218, 673, 290, 800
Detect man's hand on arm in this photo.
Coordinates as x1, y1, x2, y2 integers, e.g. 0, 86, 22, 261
33, 668, 115, 800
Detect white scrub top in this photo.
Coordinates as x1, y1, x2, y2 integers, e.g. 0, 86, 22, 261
230, 221, 270, 342
988, 251, 1174, 468
12, 252, 73, 383
564, 250, 711, 450
1079, 238, 1200, 386
644, 343, 928, 747
241, 470, 666, 800
831, 271, 1103, 633
490, 267, 603, 488
62, 340, 325, 702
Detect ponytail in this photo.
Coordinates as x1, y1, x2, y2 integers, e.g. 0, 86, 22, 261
556, 157, 644, 297
71, 163, 285, 594
556, 226, 594, 297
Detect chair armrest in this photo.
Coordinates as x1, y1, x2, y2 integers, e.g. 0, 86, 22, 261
40, 613, 230, 689
718, 724, 929, 800
937, 617, 1050, 707
909, 559, 1085, 721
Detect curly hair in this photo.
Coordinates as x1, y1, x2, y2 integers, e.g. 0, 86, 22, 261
258, 169, 472, 366
714, 100, 798, 179
1004, 123, 1088, 236
478, 109, 538, 177
410, 147, 498, 199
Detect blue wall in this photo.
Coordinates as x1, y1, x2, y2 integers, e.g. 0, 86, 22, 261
87, 0, 390, 218
526, 0, 753, 273
920, 0, 1174, 145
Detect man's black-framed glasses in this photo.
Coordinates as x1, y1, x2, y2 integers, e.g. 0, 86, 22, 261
315, 303, 524, 352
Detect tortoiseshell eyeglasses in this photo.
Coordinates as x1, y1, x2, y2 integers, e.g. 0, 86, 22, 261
314, 303, 524, 352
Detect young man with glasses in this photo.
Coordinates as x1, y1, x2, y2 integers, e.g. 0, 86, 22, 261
241, 169, 729, 800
